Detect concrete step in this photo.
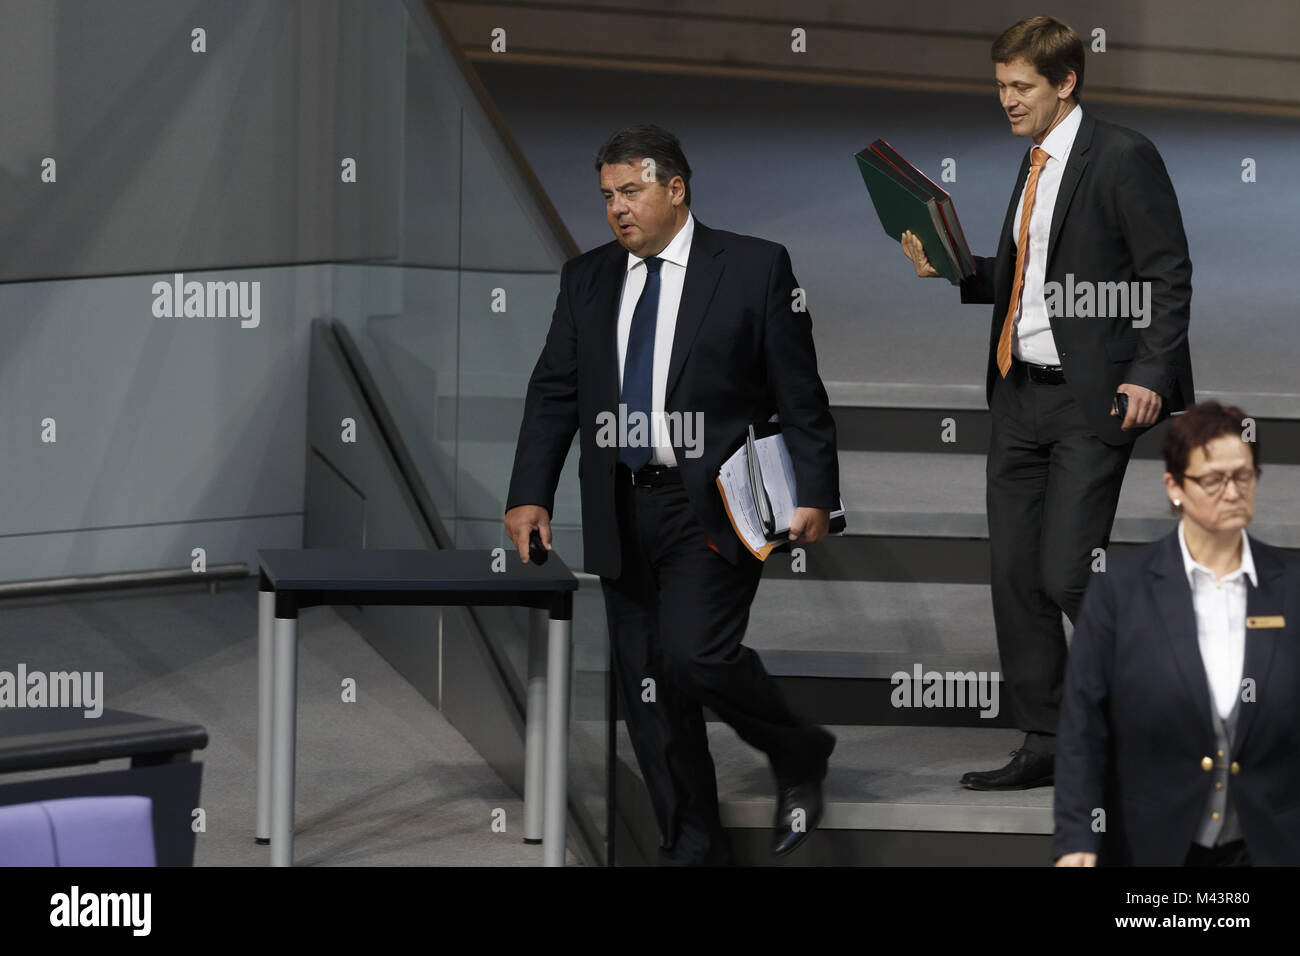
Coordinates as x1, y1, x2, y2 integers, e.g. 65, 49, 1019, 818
746, 578, 1010, 726
596, 581, 1014, 727
832, 451, 1300, 543
758, 452, 1300, 583
828, 387, 1300, 463
748, 578, 994, 659
613, 720, 1054, 865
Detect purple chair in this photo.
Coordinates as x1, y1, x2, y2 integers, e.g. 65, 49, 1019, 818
0, 796, 155, 866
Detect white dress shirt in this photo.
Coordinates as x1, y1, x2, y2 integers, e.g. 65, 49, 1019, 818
616, 212, 694, 467
1011, 104, 1083, 366
1177, 520, 1256, 721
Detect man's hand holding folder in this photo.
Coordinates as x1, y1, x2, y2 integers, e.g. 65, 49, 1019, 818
901, 230, 943, 278
716, 419, 846, 561
786, 507, 830, 545
856, 138, 974, 285
743, 422, 830, 545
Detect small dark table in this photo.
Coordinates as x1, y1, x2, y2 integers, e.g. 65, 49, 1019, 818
256, 549, 577, 867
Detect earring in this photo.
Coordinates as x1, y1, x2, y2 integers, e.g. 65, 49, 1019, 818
1173, 499, 1180, 507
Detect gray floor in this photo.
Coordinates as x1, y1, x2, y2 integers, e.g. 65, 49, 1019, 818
0, 579, 577, 866
475, 62, 1300, 407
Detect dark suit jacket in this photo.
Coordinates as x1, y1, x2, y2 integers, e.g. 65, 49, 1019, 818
1054, 528, 1300, 865
505, 219, 839, 579
960, 111, 1194, 445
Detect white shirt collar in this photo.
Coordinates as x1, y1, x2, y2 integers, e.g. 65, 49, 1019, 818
626, 211, 693, 273
1178, 519, 1257, 588
1035, 103, 1082, 165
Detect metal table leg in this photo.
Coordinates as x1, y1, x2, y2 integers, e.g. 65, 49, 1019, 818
543, 613, 571, 867
256, 587, 273, 845
270, 614, 299, 866
524, 609, 547, 844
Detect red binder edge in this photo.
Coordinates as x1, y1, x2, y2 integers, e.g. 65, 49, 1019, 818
870, 139, 974, 276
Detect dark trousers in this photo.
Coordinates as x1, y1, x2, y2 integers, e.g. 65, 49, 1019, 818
987, 361, 1134, 754
1184, 840, 1252, 866
601, 468, 834, 866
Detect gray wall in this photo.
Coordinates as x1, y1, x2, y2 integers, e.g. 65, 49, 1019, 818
0, 0, 404, 280
0, 0, 577, 587
0, 266, 323, 580
0, 0, 405, 582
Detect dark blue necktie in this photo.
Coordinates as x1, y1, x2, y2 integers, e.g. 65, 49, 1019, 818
619, 256, 663, 471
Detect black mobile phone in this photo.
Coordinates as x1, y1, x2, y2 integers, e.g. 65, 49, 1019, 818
1113, 392, 1129, 418
528, 528, 549, 566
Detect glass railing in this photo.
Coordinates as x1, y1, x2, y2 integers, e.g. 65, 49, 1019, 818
330, 0, 609, 864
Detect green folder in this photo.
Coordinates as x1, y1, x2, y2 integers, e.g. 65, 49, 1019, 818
855, 147, 966, 285
870, 139, 976, 277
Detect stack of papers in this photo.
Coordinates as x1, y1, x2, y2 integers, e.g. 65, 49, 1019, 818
716, 420, 847, 561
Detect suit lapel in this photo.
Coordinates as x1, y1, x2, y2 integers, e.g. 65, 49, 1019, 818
591, 243, 628, 411
998, 151, 1031, 260
1149, 530, 1215, 743
665, 219, 724, 402
1235, 539, 1285, 751
1046, 111, 1093, 268
989, 151, 1031, 310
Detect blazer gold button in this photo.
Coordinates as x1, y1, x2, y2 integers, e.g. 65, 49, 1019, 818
1217, 749, 1225, 757
1212, 812, 1221, 821
1201, 757, 1213, 771
1215, 782, 1223, 790
1230, 762, 1240, 775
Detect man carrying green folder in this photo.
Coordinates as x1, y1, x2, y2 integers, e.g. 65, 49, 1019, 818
899, 16, 1194, 794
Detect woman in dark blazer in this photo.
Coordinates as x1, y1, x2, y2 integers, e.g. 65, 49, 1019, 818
1054, 401, 1300, 866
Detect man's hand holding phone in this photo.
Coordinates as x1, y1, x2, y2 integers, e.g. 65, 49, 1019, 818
505, 505, 552, 563
1113, 383, 1162, 430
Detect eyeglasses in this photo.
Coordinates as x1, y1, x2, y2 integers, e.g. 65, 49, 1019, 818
1181, 467, 1258, 497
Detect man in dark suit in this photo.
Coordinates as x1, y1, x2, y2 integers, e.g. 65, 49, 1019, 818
1054, 404, 1300, 866
504, 125, 839, 864
902, 16, 1193, 789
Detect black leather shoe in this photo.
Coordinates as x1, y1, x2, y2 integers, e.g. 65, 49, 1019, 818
772, 778, 824, 856
960, 749, 1054, 790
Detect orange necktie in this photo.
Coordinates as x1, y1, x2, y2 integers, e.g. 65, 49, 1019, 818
996, 146, 1049, 377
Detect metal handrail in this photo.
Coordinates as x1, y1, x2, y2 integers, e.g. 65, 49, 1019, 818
0, 563, 248, 600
